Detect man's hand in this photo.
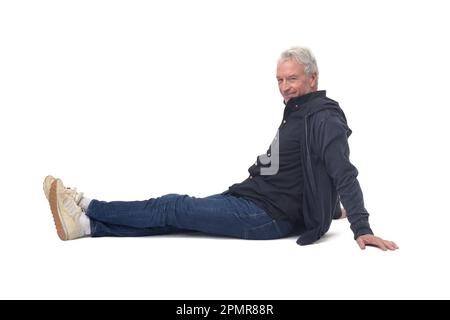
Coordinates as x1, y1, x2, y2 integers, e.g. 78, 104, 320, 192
356, 234, 399, 251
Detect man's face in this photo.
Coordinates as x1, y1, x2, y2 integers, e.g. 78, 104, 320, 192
276, 59, 317, 103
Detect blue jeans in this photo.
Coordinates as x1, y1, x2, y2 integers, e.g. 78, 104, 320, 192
86, 193, 293, 240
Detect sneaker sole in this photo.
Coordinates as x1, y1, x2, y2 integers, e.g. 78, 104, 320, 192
49, 180, 68, 241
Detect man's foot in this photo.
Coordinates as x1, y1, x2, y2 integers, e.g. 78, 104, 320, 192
43, 175, 84, 203
43, 175, 56, 200
48, 178, 85, 241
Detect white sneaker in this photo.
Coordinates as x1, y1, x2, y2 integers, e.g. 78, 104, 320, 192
43, 175, 84, 203
43, 175, 56, 200
48, 178, 85, 240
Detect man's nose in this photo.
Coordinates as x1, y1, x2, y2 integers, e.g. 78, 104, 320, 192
280, 81, 290, 92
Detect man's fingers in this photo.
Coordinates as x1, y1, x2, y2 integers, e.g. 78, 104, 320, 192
357, 238, 366, 250
381, 240, 399, 251
385, 242, 395, 250
387, 241, 399, 251
364, 238, 387, 251
375, 239, 388, 251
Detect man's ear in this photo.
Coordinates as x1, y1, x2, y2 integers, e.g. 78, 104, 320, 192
309, 73, 318, 89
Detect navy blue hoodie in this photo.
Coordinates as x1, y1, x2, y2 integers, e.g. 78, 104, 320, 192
224, 91, 373, 245
296, 91, 373, 244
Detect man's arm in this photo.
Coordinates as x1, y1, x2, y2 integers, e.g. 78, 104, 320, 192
315, 112, 398, 251
340, 205, 398, 250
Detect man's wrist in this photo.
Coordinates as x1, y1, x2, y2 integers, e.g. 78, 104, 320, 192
354, 228, 374, 240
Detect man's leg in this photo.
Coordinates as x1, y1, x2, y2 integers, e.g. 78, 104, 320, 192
87, 217, 180, 237
87, 193, 293, 240
44, 176, 293, 241
44, 176, 182, 240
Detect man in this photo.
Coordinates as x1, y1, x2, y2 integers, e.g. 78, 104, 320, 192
44, 46, 398, 251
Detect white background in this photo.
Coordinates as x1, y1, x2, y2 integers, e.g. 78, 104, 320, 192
1, 0, 449, 299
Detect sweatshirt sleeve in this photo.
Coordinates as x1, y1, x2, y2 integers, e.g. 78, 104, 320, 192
314, 112, 374, 239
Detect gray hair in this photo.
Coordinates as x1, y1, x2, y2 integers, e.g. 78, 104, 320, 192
279, 46, 319, 84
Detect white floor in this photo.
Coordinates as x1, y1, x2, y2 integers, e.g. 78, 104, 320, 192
1, 191, 448, 300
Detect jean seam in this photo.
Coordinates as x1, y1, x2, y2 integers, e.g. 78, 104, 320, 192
247, 220, 276, 235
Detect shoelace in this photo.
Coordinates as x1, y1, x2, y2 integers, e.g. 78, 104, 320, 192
64, 187, 84, 205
